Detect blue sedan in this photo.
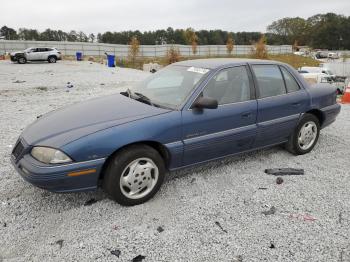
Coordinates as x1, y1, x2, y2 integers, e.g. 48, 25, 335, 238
11, 59, 341, 205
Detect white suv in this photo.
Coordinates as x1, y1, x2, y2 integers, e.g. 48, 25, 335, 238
10, 47, 62, 64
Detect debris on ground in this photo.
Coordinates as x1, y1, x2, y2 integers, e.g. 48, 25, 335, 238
55, 240, 64, 249
110, 249, 121, 257
262, 206, 276, 216
132, 255, 146, 262
269, 243, 276, 249
215, 221, 228, 233
265, 168, 304, 176
13, 80, 26, 83
83, 198, 98, 206
3, 222, 7, 227
276, 177, 284, 185
258, 187, 267, 190
36, 87, 48, 91
232, 255, 243, 262
289, 214, 316, 222
190, 178, 196, 183
157, 226, 164, 233
66, 82, 74, 88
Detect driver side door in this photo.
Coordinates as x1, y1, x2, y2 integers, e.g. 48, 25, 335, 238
26, 48, 40, 60
182, 66, 258, 166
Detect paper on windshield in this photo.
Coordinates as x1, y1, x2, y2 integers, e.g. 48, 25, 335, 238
187, 67, 210, 74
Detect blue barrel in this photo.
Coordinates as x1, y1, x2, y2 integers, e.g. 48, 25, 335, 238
76, 52, 83, 61
107, 55, 115, 67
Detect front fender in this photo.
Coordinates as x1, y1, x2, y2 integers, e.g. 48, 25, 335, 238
61, 111, 183, 169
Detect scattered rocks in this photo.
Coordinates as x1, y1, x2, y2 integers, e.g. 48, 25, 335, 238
110, 249, 121, 257
132, 255, 146, 262
157, 226, 164, 233
262, 206, 276, 216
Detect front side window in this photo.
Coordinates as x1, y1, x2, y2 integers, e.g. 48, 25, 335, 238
202, 66, 251, 105
131, 65, 210, 109
280, 67, 300, 93
252, 65, 286, 98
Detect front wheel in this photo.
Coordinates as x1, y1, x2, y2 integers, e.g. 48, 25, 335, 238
17, 57, 27, 64
286, 113, 320, 155
103, 145, 165, 206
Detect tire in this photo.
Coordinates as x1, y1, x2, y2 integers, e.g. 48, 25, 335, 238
48, 56, 57, 63
103, 144, 166, 206
17, 57, 27, 64
286, 113, 320, 155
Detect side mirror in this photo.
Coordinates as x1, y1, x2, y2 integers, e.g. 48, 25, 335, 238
192, 96, 218, 109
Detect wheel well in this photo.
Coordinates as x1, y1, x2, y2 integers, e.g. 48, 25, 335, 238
99, 141, 170, 180
48, 55, 57, 59
306, 109, 324, 126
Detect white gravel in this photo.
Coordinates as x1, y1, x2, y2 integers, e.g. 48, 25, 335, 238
0, 60, 350, 262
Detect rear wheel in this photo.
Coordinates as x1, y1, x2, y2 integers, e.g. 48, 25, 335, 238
17, 57, 27, 64
286, 113, 320, 155
103, 145, 165, 206
48, 56, 57, 63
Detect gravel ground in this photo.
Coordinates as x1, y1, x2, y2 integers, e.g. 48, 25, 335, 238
0, 60, 349, 262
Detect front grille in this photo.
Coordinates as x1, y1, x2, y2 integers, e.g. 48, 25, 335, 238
12, 140, 25, 160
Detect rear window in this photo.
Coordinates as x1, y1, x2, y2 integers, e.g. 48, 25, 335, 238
280, 67, 300, 93
252, 65, 286, 98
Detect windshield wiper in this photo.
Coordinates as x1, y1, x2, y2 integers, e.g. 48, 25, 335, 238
134, 92, 154, 106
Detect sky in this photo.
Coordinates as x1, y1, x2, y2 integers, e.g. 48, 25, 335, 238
1, 0, 350, 34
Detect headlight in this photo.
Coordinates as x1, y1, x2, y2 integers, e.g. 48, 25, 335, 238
31, 147, 72, 164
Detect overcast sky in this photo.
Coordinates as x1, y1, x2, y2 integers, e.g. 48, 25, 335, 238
1, 0, 349, 34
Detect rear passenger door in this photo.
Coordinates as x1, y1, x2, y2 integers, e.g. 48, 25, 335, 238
251, 64, 308, 147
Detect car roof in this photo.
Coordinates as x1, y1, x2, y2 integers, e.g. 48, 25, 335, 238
173, 58, 282, 69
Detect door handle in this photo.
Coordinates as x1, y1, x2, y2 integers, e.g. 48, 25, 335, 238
241, 112, 252, 119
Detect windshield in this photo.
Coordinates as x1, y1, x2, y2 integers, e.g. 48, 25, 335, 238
130, 65, 210, 109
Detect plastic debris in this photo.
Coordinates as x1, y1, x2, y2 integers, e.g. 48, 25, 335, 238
276, 177, 284, 185
55, 239, 64, 249
132, 255, 146, 262
265, 168, 304, 176
262, 206, 276, 216
215, 221, 228, 233
111, 250, 121, 257
289, 214, 316, 222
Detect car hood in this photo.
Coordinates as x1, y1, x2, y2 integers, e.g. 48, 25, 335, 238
10, 51, 24, 56
21, 93, 171, 147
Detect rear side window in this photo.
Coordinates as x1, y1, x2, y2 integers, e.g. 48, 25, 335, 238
280, 67, 300, 93
252, 65, 286, 98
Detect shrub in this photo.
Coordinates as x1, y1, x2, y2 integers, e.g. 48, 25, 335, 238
226, 33, 235, 55
251, 34, 268, 59
166, 45, 181, 64
128, 36, 140, 66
